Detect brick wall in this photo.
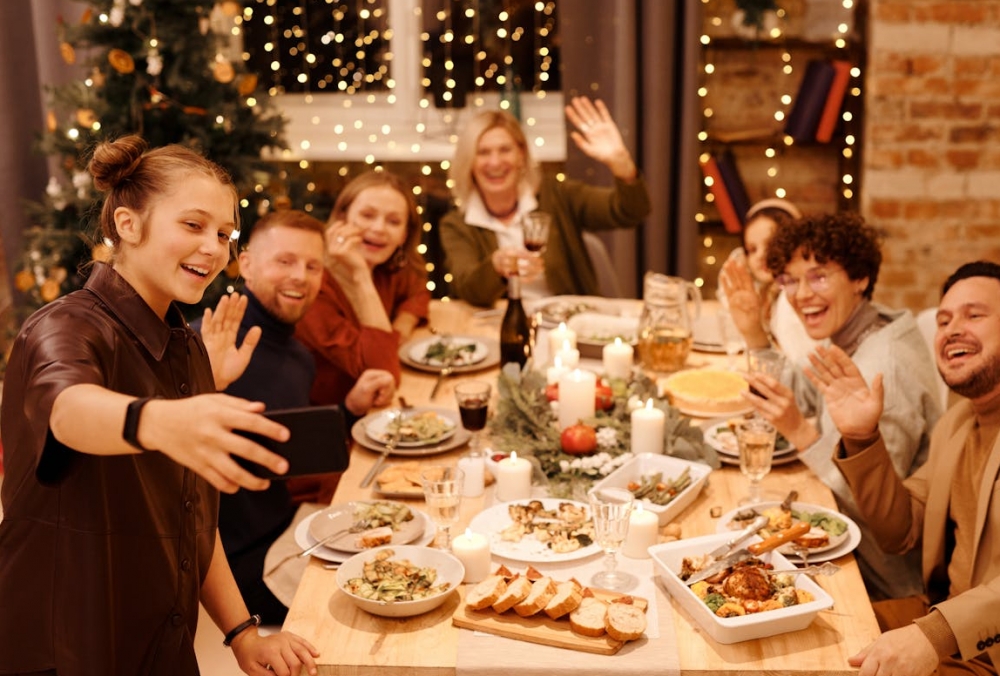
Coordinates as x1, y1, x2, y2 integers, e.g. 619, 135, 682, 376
864, 0, 1000, 311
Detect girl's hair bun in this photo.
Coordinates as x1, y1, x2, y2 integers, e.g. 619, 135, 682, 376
88, 135, 148, 192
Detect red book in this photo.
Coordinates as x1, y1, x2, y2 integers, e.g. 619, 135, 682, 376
815, 60, 852, 143
701, 155, 743, 234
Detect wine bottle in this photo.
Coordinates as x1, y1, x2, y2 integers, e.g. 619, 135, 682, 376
500, 274, 530, 368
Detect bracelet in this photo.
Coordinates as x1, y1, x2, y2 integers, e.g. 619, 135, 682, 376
222, 614, 261, 647
122, 397, 158, 452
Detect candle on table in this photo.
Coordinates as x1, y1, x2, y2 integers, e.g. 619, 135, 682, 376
548, 322, 577, 362
457, 451, 485, 497
558, 369, 596, 430
451, 528, 492, 583
495, 451, 532, 502
602, 337, 634, 380
546, 354, 569, 385
631, 399, 666, 455
556, 339, 580, 370
622, 503, 659, 559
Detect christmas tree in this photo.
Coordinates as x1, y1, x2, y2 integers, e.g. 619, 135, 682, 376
15, 0, 286, 322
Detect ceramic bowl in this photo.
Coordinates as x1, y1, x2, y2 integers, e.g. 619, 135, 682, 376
590, 453, 712, 526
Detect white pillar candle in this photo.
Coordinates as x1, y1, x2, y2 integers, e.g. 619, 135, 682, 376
457, 451, 485, 497
546, 354, 569, 385
548, 322, 577, 361
495, 451, 533, 502
556, 339, 580, 370
631, 399, 666, 455
602, 337, 634, 380
622, 504, 659, 559
451, 529, 492, 583
558, 369, 597, 430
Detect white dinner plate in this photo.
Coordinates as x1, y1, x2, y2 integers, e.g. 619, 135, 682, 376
399, 336, 501, 374
672, 401, 755, 419
715, 501, 861, 562
408, 335, 489, 367
295, 509, 435, 563
307, 501, 426, 553
467, 499, 601, 564
701, 417, 796, 457
351, 407, 471, 456
363, 409, 457, 448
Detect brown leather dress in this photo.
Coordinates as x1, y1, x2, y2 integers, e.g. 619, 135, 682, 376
0, 264, 218, 676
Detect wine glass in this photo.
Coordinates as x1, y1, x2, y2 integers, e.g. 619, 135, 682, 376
521, 211, 551, 256
420, 465, 465, 550
735, 417, 777, 505
454, 381, 491, 455
587, 486, 637, 591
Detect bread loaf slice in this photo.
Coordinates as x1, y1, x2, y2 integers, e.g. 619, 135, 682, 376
491, 576, 532, 613
465, 575, 507, 611
569, 596, 608, 637
543, 579, 584, 619
513, 576, 557, 617
605, 601, 647, 641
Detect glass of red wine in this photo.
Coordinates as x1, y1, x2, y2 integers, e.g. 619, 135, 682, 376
521, 211, 551, 256
454, 381, 491, 456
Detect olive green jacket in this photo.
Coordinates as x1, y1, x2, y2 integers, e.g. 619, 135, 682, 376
439, 175, 651, 307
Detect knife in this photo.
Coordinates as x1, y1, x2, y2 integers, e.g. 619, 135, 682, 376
707, 514, 770, 559
429, 337, 457, 400
685, 521, 811, 586
780, 489, 799, 513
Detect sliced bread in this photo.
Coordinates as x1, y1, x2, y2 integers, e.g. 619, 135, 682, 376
491, 575, 533, 613
465, 575, 507, 611
569, 596, 608, 637
543, 580, 584, 619
356, 526, 393, 549
513, 576, 557, 617
605, 601, 647, 642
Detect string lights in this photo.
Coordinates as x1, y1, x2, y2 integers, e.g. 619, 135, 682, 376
696, 0, 861, 292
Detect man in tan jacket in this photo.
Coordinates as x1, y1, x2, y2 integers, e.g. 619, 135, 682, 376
805, 260, 1000, 676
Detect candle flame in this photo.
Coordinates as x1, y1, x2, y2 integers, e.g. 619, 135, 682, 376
510, 451, 518, 462
554, 353, 563, 368
645, 398, 654, 410
614, 336, 623, 346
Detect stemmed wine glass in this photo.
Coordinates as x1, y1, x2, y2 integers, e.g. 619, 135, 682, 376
735, 417, 777, 505
420, 465, 464, 550
587, 486, 637, 591
454, 381, 491, 455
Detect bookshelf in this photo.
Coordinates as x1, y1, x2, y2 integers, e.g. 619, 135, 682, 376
694, 0, 867, 297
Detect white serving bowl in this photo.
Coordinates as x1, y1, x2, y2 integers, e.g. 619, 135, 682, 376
591, 453, 712, 526
335, 545, 464, 618
649, 533, 835, 644
566, 312, 640, 359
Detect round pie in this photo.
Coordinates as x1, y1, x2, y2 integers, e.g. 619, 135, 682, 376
659, 369, 750, 415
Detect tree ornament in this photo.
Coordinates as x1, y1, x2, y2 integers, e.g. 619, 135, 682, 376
72, 170, 92, 199
46, 110, 58, 133
218, 1, 241, 18
109, 5, 125, 27
75, 108, 98, 128
14, 269, 36, 292
46, 177, 68, 210
40, 279, 62, 303
59, 42, 76, 65
49, 267, 68, 284
90, 67, 106, 88
237, 74, 258, 96
212, 57, 235, 84
108, 49, 136, 74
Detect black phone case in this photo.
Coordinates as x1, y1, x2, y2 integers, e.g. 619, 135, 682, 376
235, 405, 349, 479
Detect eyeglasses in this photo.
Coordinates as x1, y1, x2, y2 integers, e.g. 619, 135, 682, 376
775, 269, 841, 295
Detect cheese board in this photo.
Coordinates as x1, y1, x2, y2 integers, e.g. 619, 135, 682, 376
452, 585, 648, 655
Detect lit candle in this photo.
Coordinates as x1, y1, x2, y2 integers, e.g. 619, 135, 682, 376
622, 504, 659, 559
630, 399, 666, 455
457, 451, 485, 497
558, 369, 597, 430
495, 451, 532, 502
556, 339, 580, 370
602, 337, 634, 380
451, 528, 492, 583
548, 322, 577, 362
546, 353, 569, 385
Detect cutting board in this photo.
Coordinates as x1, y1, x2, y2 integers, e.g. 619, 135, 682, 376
451, 585, 648, 655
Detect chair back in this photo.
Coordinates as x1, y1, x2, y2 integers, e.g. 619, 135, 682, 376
583, 232, 623, 298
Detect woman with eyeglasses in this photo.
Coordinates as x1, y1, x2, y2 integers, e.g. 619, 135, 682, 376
744, 211, 942, 605
718, 198, 817, 366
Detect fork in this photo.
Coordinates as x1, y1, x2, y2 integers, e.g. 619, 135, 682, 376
297, 521, 368, 559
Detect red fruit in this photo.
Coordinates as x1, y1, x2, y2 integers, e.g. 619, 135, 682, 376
595, 383, 614, 411
561, 423, 598, 455
545, 383, 560, 402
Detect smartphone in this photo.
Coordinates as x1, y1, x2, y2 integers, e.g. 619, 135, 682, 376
234, 405, 349, 479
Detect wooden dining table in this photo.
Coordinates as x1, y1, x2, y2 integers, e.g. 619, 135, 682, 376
281, 298, 882, 676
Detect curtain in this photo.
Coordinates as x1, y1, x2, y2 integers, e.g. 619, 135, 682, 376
559, 0, 696, 298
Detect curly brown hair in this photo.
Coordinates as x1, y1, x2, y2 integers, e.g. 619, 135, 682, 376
765, 212, 882, 300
